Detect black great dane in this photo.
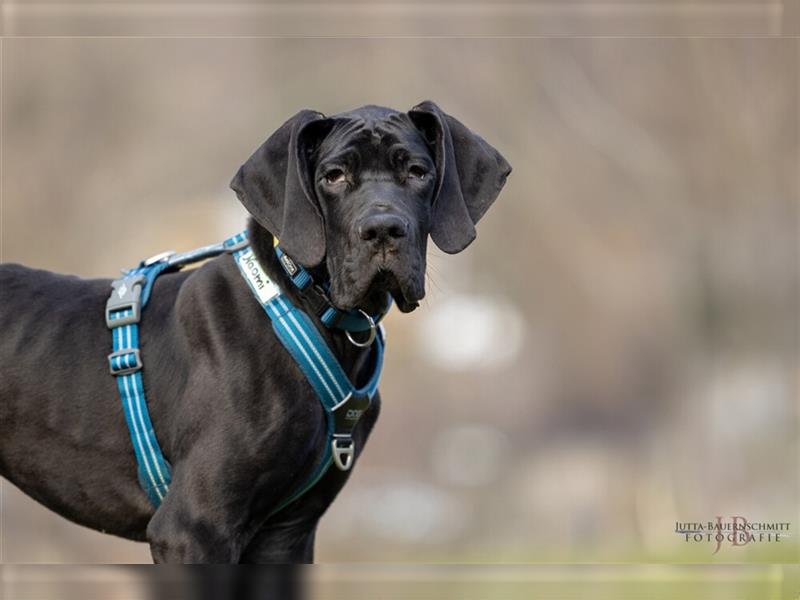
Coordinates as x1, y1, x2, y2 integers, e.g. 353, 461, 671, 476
0, 102, 511, 563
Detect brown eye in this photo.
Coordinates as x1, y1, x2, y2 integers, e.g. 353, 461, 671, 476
408, 165, 427, 180
324, 169, 346, 185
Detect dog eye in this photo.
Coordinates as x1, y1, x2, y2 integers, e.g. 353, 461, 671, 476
408, 166, 427, 180
324, 169, 346, 185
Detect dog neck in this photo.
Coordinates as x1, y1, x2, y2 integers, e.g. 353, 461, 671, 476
244, 218, 376, 387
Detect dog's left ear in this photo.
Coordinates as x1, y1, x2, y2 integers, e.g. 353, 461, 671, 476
408, 101, 512, 254
230, 110, 334, 267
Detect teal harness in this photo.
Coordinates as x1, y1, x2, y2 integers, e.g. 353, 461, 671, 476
105, 231, 389, 513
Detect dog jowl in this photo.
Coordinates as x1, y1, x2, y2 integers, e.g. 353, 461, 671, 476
0, 101, 510, 563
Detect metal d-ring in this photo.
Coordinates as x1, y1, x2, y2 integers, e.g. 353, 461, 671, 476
345, 310, 377, 348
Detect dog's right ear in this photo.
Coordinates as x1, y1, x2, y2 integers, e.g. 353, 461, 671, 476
230, 110, 333, 267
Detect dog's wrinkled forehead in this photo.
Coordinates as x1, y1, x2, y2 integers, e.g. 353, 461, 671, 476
317, 106, 429, 167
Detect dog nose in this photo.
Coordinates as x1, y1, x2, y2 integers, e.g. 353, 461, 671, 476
359, 214, 408, 244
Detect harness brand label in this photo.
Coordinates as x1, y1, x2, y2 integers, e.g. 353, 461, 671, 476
279, 254, 299, 276
345, 408, 363, 421
237, 249, 280, 304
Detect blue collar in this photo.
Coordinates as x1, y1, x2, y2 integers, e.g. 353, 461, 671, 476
273, 243, 392, 336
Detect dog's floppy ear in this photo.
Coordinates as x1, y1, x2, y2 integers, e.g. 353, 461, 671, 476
230, 110, 333, 267
408, 101, 511, 254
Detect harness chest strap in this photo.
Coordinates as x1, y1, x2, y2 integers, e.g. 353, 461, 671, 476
105, 231, 385, 514
228, 237, 385, 513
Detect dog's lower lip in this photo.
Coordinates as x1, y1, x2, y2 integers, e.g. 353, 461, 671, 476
387, 282, 421, 313
330, 266, 422, 313
392, 292, 419, 312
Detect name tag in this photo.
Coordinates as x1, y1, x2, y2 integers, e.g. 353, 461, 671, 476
236, 248, 280, 304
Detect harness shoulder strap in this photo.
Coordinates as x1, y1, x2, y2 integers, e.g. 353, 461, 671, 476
106, 264, 173, 506
105, 233, 247, 507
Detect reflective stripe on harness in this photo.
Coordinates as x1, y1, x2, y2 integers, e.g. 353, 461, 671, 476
105, 231, 386, 514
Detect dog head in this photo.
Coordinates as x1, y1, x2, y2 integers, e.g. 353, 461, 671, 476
231, 101, 511, 314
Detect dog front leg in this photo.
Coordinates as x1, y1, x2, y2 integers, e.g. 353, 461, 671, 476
239, 519, 318, 564
145, 487, 245, 564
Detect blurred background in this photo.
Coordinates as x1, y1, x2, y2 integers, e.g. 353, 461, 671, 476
0, 3, 797, 567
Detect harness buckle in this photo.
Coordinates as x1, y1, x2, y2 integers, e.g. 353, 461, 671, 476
105, 274, 146, 328
302, 284, 333, 318
331, 435, 355, 471
108, 348, 142, 375
143, 250, 175, 266
225, 239, 249, 253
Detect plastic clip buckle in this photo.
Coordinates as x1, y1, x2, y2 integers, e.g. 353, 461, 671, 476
105, 273, 146, 328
